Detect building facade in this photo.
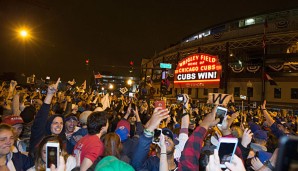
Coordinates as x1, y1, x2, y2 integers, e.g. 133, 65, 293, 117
141, 8, 298, 110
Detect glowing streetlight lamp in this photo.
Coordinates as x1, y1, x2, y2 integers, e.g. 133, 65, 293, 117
109, 84, 114, 90
20, 30, 28, 37
127, 79, 132, 86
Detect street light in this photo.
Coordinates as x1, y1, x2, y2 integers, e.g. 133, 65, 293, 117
127, 79, 132, 86
247, 81, 253, 112
20, 30, 28, 37
109, 84, 114, 90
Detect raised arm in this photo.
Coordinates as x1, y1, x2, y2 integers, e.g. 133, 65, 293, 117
179, 105, 219, 170
29, 78, 60, 154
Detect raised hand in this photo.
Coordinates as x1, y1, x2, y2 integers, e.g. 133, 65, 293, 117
47, 78, 60, 95
199, 105, 220, 130
241, 128, 253, 148
146, 107, 169, 132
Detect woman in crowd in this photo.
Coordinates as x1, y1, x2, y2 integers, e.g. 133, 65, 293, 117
27, 135, 76, 171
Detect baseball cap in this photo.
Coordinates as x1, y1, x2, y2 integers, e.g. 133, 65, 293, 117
254, 130, 268, 140
116, 119, 130, 133
2, 115, 24, 126
248, 121, 261, 133
162, 128, 174, 141
115, 126, 130, 142
64, 113, 78, 122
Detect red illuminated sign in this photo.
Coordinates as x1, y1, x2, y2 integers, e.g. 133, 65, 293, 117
174, 53, 222, 88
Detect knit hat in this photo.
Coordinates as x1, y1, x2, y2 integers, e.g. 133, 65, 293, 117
2, 115, 24, 125
20, 105, 36, 124
95, 156, 134, 171
254, 130, 268, 140
115, 127, 129, 142
116, 119, 130, 133
79, 111, 92, 124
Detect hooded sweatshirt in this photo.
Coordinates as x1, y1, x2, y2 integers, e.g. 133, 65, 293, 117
28, 103, 64, 157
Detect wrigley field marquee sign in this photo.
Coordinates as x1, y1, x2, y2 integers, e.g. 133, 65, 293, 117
174, 53, 222, 88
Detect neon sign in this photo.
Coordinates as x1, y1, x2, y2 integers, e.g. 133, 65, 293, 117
174, 53, 222, 88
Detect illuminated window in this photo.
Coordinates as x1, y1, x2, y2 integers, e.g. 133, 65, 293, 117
245, 18, 255, 26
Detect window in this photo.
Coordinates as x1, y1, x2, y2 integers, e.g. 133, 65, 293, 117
188, 88, 192, 95
245, 18, 255, 26
274, 88, 281, 98
234, 87, 240, 97
213, 88, 218, 93
291, 88, 298, 99
203, 88, 208, 96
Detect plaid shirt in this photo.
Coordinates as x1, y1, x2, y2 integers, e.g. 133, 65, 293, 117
178, 126, 207, 171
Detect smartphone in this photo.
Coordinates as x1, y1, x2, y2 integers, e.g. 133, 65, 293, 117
45, 76, 50, 84
216, 106, 227, 126
41, 90, 47, 95
154, 100, 166, 109
275, 136, 298, 171
46, 142, 60, 171
152, 128, 162, 144
217, 137, 238, 168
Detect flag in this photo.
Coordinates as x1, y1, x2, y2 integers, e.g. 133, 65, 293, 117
265, 73, 277, 85
207, 93, 234, 106
94, 73, 102, 79
81, 80, 86, 90
119, 87, 128, 94
101, 94, 110, 110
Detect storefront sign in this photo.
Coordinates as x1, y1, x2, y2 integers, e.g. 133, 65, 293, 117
174, 53, 222, 88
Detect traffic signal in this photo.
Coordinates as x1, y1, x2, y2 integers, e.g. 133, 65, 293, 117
129, 61, 134, 73
85, 59, 89, 65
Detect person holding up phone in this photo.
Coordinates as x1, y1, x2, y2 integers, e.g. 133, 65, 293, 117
179, 105, 220, 170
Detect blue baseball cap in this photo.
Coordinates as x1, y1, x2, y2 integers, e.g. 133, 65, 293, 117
115, 127, 130, 142
254, 130, 268, 140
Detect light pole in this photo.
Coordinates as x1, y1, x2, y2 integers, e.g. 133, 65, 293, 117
247, 81, 253, 112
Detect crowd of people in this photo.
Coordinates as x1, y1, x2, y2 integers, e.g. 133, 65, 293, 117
0, 78, 297, 171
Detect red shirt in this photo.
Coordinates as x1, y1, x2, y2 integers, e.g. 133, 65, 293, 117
73, 134, 104, 163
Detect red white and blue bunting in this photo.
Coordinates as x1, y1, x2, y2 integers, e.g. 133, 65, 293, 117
230, 65, 245, 73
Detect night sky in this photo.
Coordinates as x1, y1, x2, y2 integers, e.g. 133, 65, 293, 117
1, 0, 298, 83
